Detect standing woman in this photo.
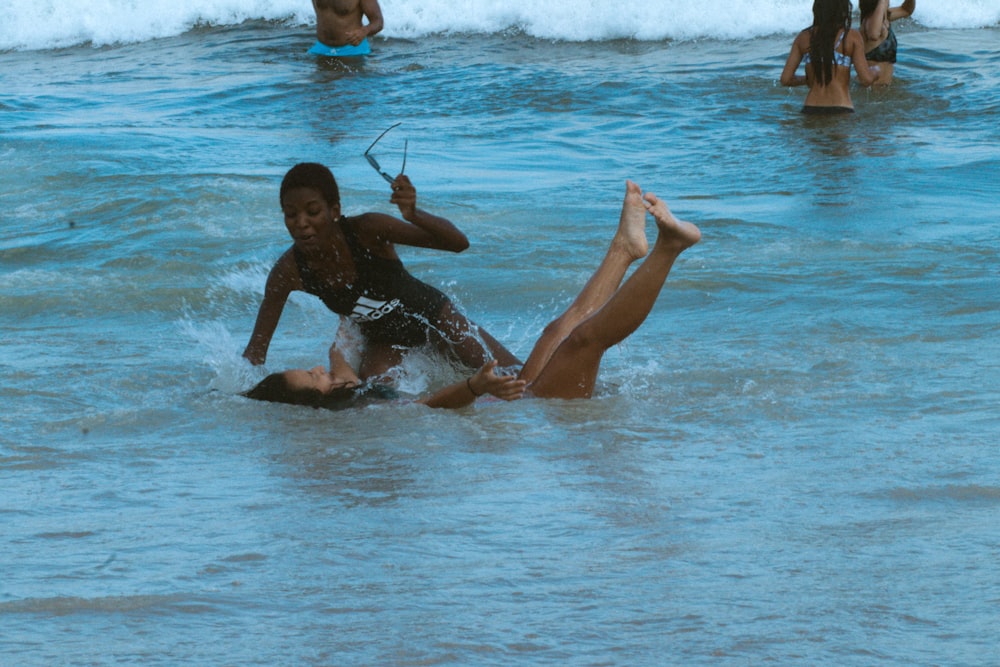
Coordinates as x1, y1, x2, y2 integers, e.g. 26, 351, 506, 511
860, 0, 916, 85
781, 0, 881, 114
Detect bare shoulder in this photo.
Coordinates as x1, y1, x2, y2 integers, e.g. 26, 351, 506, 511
263, 248, 301, 292
347, 211, 399, 244
351, 211, 398, 231
275, 246, 302, 273
845, 28, 866, 52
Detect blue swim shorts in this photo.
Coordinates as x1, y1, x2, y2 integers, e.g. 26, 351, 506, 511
307, 38, 371, 57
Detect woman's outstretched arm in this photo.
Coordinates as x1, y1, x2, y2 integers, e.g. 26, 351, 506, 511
421, 360, 527, 409
360, 175, 470, 252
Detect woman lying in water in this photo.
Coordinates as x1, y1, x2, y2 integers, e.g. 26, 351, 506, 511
244, 180, 702, 410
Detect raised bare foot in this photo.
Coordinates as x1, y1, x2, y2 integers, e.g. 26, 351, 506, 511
644, 192, 701, 249
613, 180, 650, 260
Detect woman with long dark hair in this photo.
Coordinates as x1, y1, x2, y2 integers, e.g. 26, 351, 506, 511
860, 0, 916, 85
781, 0, 881, 114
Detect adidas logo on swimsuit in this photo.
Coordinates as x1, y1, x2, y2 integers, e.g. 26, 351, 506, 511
349, 296, 401, 323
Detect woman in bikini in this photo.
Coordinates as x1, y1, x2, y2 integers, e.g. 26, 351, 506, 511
860, 0, 916, 85
244, 180, 702, 410
781, 0, 881, 114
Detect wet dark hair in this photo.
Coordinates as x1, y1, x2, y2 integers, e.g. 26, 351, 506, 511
810, 0, 853, 86
243, 372, 358, 410
280, 162, 340, 208
858, 0, 879, 22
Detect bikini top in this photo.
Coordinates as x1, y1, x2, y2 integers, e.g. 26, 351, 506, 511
802, 31, 852, 68
865, 26, 897, 63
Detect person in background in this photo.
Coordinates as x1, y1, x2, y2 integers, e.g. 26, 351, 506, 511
245, 181, 702, 410
308, 0, 384, 57
242, 162, 520, 382
781, 0, 881, 114
860, 0, 916, 85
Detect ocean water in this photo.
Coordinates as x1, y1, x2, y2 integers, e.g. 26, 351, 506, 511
2, 0, 999, 665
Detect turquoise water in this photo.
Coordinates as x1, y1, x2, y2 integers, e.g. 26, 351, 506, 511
2, 4, 999, 665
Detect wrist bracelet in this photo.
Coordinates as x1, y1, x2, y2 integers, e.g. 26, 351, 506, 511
467, 377, 482, 397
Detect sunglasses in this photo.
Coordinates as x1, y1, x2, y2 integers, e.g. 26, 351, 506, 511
364, 122, 408, 184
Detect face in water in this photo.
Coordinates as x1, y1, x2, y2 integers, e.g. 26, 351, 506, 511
282, 366, 351, 394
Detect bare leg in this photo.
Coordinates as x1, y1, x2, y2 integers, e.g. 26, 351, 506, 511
518, 180, 649, 383
430, 302, 522, 369
358, 342, 405, 380
527, 191, 701, 399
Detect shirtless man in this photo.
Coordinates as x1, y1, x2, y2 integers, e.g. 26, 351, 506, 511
308, 0, 384, 57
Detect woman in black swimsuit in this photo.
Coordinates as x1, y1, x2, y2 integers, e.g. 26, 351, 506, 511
860, 0, 916, 85
243, 162, 520, 381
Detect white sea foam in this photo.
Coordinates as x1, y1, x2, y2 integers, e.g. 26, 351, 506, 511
178, 317, 264, 393
1, 0, 997, 51
0, 0, 308, 51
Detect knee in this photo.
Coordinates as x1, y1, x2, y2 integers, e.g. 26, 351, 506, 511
561, 326, 599, 354
540, 314, 574, 340
539, 318, 563, 338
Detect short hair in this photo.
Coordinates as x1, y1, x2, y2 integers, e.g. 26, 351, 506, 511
244, 372, 357, 410
280, 162, 340, 207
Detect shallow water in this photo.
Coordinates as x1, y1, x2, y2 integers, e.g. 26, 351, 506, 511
2, 8, 1000, 666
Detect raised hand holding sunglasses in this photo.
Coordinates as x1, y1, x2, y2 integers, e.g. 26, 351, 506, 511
364, 122, 407, 185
